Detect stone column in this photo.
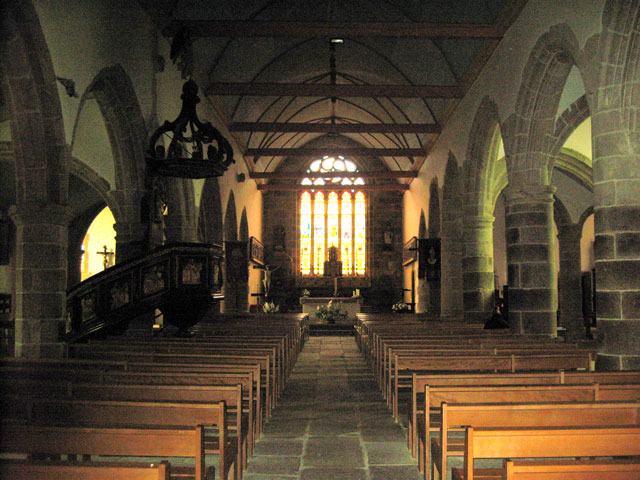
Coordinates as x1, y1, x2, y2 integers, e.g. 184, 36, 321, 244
592, 151, 640, 370
505, 185, 557, 336
114, 222, 147, 262
415, 271, 429, 313
462, 214, 495, 323
441, 217, 463, 318
10, 203, 71, 358
556, 223, 584, 341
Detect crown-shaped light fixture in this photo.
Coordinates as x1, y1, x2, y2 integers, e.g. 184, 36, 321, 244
147, 79, 235, 178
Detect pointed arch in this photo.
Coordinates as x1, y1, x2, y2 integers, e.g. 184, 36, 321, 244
418, 210, 427, 239
224, 191, 238, 242
428, 179, 441, 238
441, 152, 464, 318
239, 208, 249, 241
199, 177, 223, 245
0, 0, 68, 206
511, 24, 584, 185
552, 95, 591, 159
79, 64, 147, 224
164, 177, 197, 243
464, 96, 504, 218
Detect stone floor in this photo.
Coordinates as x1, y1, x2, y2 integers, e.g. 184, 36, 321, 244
244, 336, 421, 480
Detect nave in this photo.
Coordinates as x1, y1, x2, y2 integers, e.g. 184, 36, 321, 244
244, 335, 419, 480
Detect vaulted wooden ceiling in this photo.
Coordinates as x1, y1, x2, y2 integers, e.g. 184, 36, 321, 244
139, 0, 527, 190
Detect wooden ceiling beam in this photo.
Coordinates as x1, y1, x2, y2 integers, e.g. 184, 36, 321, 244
257, 183, 409, 192
250, 171, 418, 180
163, 21, 505, 39
205, 83, 462, 98
229, 122, 441, 134
244, 147, 428, 157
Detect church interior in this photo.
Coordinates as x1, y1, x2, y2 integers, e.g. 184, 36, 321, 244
1, 0, 640, 478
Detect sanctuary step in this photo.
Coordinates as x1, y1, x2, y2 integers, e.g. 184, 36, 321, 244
308, 323, 355, 336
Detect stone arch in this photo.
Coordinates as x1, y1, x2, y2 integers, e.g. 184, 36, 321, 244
224, 191, 238, 242
79, 64, 146, 209
418, 210, 427, 239
428, 179, 441, 238
0, 1, 68, 207
553, 196, 573, 228
198, 177, 223, 245
511, 24, 584, 185
462, 97, 504, 323
164, 178, 197, 243
441, 152, 464, 318
0, 1, 70, 357
239, 208, 249, 241
551, 95, 591, 159
77, 64, 148, 260
464, 96, 504, 218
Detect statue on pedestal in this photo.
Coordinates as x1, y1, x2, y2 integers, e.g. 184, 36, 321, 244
324, 245, 342, 296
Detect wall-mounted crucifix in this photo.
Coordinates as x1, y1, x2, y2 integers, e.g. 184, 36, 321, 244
96, 245, 114, 271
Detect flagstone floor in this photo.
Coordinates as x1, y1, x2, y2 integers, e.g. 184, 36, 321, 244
244, 335, 421, 480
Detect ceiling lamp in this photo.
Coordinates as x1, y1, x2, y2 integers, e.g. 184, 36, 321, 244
146, 79, 235, 178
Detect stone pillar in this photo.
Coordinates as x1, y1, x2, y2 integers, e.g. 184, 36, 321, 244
462, 214, 495, 323
505, 186, 557, 336
556, 223, 584, 341
114, 222, 146, 262
441, 216, 463, 318
10, 204, 71, 358
415, 272, 429, 313
592, 160, 640, 370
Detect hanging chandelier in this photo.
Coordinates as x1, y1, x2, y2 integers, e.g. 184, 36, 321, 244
147, 79, 235, 178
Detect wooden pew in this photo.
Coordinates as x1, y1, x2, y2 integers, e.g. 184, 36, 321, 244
411, 383, 600, 463
1, 397, 237, 480
452, 426, 640, 480
500, 459, 640, 480
0, 459, 172, 480
429, 401, 640, 480
68, 349, 276, 418
0, 361, 264, 435
0, 424, 210, 480
408, 370, 640, 458
0, 380, 249, 473
390, 351, 593, 422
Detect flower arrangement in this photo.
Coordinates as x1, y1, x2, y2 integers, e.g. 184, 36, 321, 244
301, 289, 311, 297
262, 301, 280, 314
392, 301, 410, 313
315, 300, 347, 324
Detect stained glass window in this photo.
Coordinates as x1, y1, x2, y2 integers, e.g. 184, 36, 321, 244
299, 156, 366, 276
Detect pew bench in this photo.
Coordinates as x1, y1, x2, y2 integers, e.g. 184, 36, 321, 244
429, 401, 640, 480
450, 426, 640, 480
0, 424, 212, 480
1, 397, 238, 480
498, 458, 640, 480
391, 351, 593, 423
0, 459, 172, 480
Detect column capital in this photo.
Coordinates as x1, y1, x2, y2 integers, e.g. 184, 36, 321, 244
557, 222, 583, 240
463, 214, 495, 229
9, 202, 72, 227
503, 184, 556, 205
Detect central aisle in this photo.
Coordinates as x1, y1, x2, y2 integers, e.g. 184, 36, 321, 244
244, 336, 420, 480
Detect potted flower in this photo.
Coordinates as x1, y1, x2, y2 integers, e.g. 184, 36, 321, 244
392, 301, 410, 313
262, 301, 280, 314
315, 299, 347, 324
301, 289, 311, 297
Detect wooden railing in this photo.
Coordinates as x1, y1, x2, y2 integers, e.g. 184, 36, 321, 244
66, 243, 223, 341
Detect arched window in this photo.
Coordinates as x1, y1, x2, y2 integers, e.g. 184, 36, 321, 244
299, 156, 366, 276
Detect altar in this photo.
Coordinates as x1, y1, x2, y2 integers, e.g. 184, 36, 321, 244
300, 296, 363, 323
